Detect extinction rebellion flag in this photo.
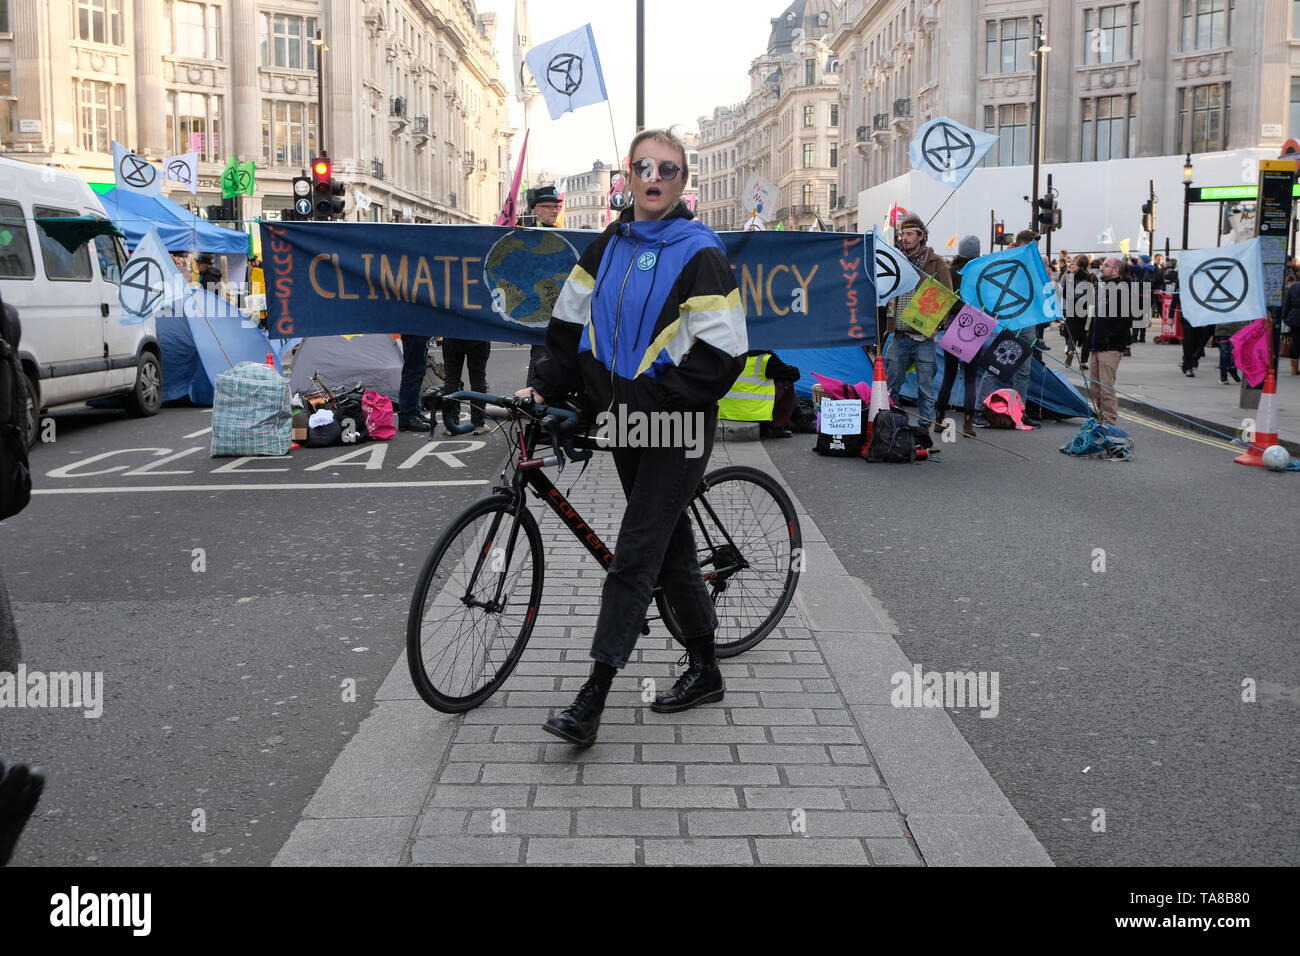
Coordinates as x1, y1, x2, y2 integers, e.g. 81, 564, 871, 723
524, 24, 609, 121
907, 117, 999, 190
1177, 237, 1268, 328
959, 242, 1060, 331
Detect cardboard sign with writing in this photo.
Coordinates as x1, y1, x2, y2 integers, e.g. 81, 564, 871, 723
818, 399, 862, 435
937, 303, 996, 363
897, 276, 958, 338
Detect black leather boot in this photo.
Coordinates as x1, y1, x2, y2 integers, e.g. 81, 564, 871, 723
543, 671, 612, 747
652, 637, 725, 713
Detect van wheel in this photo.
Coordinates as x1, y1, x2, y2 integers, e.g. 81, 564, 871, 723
22, 373, 39, 450
125, 352, 162, 417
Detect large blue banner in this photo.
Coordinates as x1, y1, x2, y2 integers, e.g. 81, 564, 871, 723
259, 222, 877, 348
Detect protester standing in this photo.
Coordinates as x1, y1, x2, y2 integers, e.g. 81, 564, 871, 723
974, 229, 1042, 427
525, 185, 562, 385
1215, 319, 1245, 384
1086, 257, 1135, 425
397, 334, 434, 432
933, 235, 981, 438
1062, 254, 1094, 368
521, 128, 747, 745
441, 337, 492, 435
884, 214, 952, 427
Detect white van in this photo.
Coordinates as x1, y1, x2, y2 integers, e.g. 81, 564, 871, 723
0, 156, 162, 446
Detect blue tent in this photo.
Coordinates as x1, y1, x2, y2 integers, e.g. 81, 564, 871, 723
99, 187, 248, 254
785, 344, 1092, 419
157, 287, 276, 405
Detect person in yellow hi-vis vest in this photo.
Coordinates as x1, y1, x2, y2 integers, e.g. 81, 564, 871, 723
719, 349, 801, 438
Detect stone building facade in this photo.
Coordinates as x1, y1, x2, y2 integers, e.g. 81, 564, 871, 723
0, 0, 512, 225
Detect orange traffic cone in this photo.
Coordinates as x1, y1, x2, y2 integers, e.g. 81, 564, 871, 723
866, 354, 890, 446
1235, 368, 1280, 467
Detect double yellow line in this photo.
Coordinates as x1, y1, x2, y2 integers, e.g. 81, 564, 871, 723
1117, 410, 1241, 452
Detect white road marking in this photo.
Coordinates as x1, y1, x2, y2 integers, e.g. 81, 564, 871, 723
32, 481, 488, 494
184, 427, 213, 438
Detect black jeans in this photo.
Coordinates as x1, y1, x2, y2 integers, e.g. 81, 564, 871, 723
1180, 320, 1213, 371
399, 334, 430, 420
441, 339, 491, 426
591, 410, 718, 669
934, 351, 979, 416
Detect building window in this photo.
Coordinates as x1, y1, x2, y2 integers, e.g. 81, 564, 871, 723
805, 59, 817, 86
1294, 0, 1300, 39
830, 103, 839, 127
74, 79, 127, 154
259, 13, 319, 70
1081, 94, 1135, 161
164, 1, 222, 60
802, 183, 815, 207
77, 0, 124, 45
1084, 4, 1140, 64
983, 103, 1032, 166
0, 71, 11, 142
803, 105, 815, 127
985, 17, 1031, 74
0, 0, 8, 33
830, 142, 838, 167
1291, 78, 1300, 140
830, 184, 838, 207
261, 100, 318, 167
802, 142, 815, 168
1181, 0, 1232, 52
1178, 83, 1230, 152
165, 90, 222, 162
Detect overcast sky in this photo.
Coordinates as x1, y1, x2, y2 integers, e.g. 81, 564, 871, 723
475, 0, 778, 178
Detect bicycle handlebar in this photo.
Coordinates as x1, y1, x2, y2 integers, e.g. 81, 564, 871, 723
420, 388, 592, 468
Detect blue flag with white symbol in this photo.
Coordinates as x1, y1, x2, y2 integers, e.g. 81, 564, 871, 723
870, 226, 920, 306
907, 117, 998, 190
959, 242, 1060, 331
118, 228, 185, 324
524, 24, 608, 121
1177, 237, 1268, 328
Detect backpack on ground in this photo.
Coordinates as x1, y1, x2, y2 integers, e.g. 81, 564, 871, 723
813, 399, 866, 457
865, 409, 915, 463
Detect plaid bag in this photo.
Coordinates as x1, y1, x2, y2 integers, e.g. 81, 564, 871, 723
211, 362, 291, 457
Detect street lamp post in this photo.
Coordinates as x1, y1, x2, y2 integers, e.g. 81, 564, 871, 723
1181, 153, 1193, 251
313, 31, 329, 158
1029, 21, 1050, 230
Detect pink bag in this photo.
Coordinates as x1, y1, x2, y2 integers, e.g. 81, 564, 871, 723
362, 390, 396, 440
982, 388, 1032, 430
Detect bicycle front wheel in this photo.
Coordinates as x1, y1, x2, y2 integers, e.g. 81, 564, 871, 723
657, 465, 801, 658
407, 494, 544, 712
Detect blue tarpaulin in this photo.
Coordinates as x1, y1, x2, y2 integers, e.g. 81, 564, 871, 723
785, 344, 1092, 419
157, 287, 275, 405
100, 188, 248, 254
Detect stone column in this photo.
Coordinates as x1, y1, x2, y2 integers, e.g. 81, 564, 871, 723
1136, 0, 1171, 156
1044, 0, 1073, 163
941, 0, 976, 127
229, 0, 259, 161
133, 0, 165, 156
326, 0, 355, 165
14, 0, 71, 155
1248, 0, 1285, 147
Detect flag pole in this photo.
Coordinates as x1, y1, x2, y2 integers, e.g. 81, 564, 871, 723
926, 188, 959, 231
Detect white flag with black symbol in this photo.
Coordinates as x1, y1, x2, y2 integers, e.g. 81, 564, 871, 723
1177, 237, 1268, 328
524, 24, 608, 121
907, 117, 998, 190
869, 226, 921, 305
513, 0, 541, 103
118, 229, 184, 324
163, 152, 199, 194
112, 141, 163, 196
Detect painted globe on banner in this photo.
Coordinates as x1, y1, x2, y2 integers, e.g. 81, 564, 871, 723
1262, 444, 1292, 471
483, 228, 580, 329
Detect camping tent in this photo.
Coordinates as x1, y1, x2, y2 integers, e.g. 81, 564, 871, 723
97, 187, 248, 254
157, 286, 276, 405
785, 345, 1092, 420
288, 335, 405, 401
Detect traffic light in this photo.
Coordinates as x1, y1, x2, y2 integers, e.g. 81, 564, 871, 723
312, 156, 332, 220
329, 178, 347, 218
292, 174, 313, 220
1037, 194, 1058, 231
993, 221, 1008, 245
1141, 199, 1156, 235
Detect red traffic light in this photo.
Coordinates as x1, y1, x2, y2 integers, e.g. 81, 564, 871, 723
312, 159, 330, 178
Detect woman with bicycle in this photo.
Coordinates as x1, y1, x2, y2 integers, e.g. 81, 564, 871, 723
518, 128, 749, 745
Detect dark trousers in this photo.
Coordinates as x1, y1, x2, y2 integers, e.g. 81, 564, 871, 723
1180, 320, 1213, 371
935, 351, 979, 416
399, 334, 430, 420
441, 338, 491, 426
592, 411, 718, 669
771, 379, 796, 428
526, 344, 549, 386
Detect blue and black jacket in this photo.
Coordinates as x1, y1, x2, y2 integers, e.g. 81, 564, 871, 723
529, 204, 748, 414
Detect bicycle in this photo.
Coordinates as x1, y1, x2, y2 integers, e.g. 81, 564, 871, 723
406, 389, 803, 714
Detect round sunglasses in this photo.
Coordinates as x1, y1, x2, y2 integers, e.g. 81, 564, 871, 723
631, 158, 682, 183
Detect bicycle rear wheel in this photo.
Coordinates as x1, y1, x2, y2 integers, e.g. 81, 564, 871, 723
657, 465, 801, 658
407, 494, 544, 712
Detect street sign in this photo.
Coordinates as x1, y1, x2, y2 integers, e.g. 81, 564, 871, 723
1190, 184, 1300, 202
294, 197, 312, 216
1255, 159, 1297, 310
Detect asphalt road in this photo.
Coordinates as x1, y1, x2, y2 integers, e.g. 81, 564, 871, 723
766, 408, 1300, 866
0, 346, 534, 866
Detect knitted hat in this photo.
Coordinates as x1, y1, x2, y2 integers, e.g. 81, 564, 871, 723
957, 235, 981, 259
896, 213, 927, 237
